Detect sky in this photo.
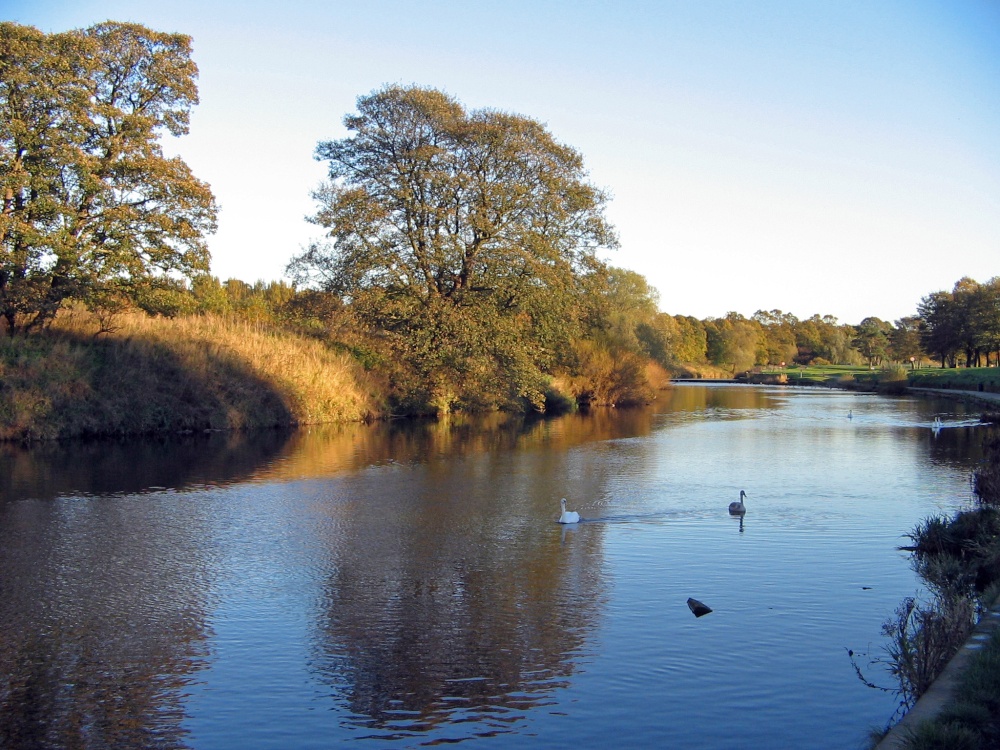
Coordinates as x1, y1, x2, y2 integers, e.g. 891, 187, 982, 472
6, 0, 1000, 324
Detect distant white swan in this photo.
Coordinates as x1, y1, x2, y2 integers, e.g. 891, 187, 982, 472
729, 490, 748, 515
558, 498, 580, 524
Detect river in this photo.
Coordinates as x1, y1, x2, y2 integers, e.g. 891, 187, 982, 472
0, 385, 989, 748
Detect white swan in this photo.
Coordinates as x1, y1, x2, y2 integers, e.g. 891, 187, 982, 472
558, 498, 580, 524
729, 490, 748, 515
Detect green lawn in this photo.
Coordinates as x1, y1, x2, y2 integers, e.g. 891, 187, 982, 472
758, 365, 1000, 392
908, 367, 1000, 392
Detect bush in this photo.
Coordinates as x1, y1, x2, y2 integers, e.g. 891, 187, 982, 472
974, 436, 1000, 508
878, 364, 910, 394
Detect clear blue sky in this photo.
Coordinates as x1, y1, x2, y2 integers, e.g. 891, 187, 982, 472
6, 0, 999, 323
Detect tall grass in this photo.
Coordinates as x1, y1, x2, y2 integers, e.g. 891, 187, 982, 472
0, 310, 385, 440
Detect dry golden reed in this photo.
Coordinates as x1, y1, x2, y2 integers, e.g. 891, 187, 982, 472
0, 310, 385, 440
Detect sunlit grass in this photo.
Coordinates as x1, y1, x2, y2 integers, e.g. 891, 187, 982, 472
909, 367, 1000, 393
758, 364, 1000, 393
0, 309, 386, 440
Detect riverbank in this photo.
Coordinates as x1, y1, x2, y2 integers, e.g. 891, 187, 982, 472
908, 387, 1000, 409
875, 599, 1000, 749
0, 312, 385, 440
871, 429, 1000, 749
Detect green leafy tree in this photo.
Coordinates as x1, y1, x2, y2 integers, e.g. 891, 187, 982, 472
705, 312, 761, 374
583, 266, 658, 353
288, 85, 617, 412
635, 312, 681, 368
794, 314, 859, 365
0, 21, 216, 334
671, 315, 707, 363
919, 290, 961, 367
752, 309, 799, 365
952, 277, 984, 367
918, 277, 1000, 368
890, 315, 923, 367
853, 317, 892, 368
979, 277, 1000, 366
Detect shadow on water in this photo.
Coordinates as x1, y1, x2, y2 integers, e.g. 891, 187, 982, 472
0, 407, 656, 504
0, 428, 295, 503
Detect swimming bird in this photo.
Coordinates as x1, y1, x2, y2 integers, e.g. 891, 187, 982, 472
729, 490, 748, 515
558, 498, 580, 524
848, 410, 853, 419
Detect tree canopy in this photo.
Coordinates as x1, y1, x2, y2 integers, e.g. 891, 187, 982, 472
0, 21, 216, 334
919, 277, 1000, 368
288, 84, 617, 412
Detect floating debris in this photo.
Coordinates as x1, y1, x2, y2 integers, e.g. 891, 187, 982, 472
687, 598, 712, 617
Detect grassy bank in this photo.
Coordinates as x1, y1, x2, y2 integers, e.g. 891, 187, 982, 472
908, 367, 1000, 393
0, 311, 386, 440
863, 434, 1000, 749
901, 628, 1000, 749
758, 364, 1000, 394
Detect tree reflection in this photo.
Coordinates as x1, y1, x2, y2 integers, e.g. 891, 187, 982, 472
0, 496, 213, 749
0, 428, 293, 503
308, 447, 608, 739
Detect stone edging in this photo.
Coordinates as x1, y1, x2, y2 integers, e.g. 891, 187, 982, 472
873, 385, 999, 747
874, 595, 1000, 749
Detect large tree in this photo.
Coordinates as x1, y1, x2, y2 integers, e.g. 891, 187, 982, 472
853, 316, 892, 368
704, 312, 761, 374
918, 277, 1000, 368
918, 290, 961, 367
288, 85, 617, 412
889, 315, 924, 367
0, 21, 216, 334
752, 309, 799, 366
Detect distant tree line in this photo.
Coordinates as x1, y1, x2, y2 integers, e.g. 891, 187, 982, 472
3, 21, 996, 415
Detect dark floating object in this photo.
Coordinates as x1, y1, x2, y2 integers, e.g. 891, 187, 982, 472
728, 490, 747, 515
687, 597, 712, 617
862, 586, 873, 590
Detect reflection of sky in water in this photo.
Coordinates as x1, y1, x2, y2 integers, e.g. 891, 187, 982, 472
0, 386, 990, 749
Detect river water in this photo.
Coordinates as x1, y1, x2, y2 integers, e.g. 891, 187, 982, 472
0, 385, 990, 749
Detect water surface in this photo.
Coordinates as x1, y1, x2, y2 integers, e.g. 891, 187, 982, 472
0, 385, 988, 748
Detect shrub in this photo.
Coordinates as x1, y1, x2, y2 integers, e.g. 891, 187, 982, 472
974, 436, 1000, 508
881, 595, 976, 708
878, 364, 910, 394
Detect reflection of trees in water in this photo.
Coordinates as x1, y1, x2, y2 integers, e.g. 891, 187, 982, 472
0, 497, 213, 749
663, 384, 783, 417
309, 454, 607, 739
926, 425, 991, 469
261, 407, 658, 483
0, 429, 292, 503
